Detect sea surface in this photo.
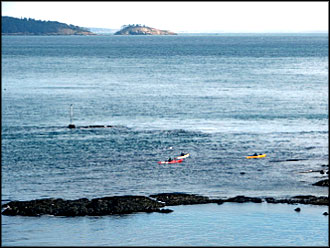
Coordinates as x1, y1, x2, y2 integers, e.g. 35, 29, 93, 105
1, 34, 328, 246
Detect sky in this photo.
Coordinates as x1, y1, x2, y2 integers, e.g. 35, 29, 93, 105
1, 1, 328, 33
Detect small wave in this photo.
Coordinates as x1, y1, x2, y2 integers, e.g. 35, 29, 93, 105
38, 86, 97, 90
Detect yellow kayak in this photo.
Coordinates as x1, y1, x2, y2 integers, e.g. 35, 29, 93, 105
175, 153, 190, 159
246, 154, 266, 159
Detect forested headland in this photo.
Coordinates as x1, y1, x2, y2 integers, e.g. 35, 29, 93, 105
1, 16, 95, 35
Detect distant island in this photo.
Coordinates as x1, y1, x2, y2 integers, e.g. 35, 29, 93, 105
1, 16, 95, 35
114, 24, 177, 35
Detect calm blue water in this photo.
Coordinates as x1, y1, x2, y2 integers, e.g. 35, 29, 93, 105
1, 34, 328, 246
2, 203, 328, 246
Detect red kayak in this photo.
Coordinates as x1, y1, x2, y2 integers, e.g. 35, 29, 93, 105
158, 159, 184, 164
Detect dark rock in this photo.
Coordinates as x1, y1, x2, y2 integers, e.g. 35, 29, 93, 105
156, 208, 173, 213
3, 193, 328, 217
294, 207, 301, 212
265, 195, 328, 206
312, 179, 329, 187
68, 124, 76, 128
323, 212, 328, 216
1, 196, 165, 217
292, 195, 315, 199
240, 172, 246, 175
265, 197, 277, 203
149, 193, 216, 206
215, 199, 225, 205
225, 195, 262, 203
265, 197, 291, 204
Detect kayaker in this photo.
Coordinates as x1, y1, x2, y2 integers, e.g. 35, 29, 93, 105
168, 157, 172, 162
180, 152, 185, 156
253, 153, 258, 156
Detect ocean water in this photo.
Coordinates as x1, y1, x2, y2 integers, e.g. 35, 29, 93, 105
1, 34, 328, 246
2, 203, 328, 246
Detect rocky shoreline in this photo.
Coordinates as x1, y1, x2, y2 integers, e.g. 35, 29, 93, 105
2, 192, 328, 217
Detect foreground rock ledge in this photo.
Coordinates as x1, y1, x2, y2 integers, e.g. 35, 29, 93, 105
2, 193, 328, 217
1, 196, 169, 217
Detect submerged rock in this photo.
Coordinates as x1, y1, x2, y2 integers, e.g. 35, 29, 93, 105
312, 179, 329, 187
1, 196, 165, 216
156, 208, 174, 213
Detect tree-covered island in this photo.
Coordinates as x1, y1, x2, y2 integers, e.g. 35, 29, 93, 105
1, 16, 95, 35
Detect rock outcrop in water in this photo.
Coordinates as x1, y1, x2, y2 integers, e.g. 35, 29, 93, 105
2, 193, 328, 217
224, 195, 263, 203
114, 24, 176, 35
312, 179, 329, 187
150, 193, 223, 205
265, 195, 328, 205
1, 196, 170, 216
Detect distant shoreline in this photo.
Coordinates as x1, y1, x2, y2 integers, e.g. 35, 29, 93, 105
2, 32, 327, 36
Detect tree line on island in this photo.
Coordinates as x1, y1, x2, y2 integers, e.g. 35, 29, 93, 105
121, 24, 148, 28
1, 16, 94, 35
